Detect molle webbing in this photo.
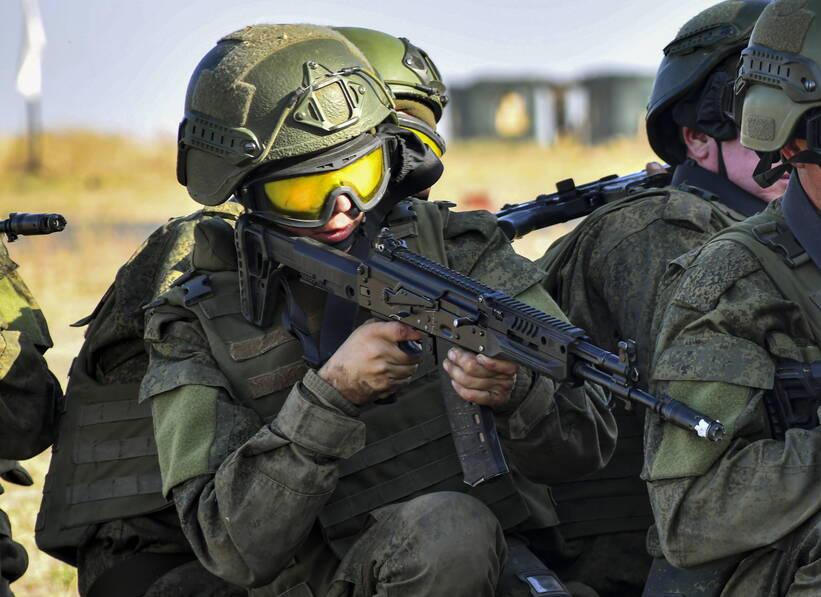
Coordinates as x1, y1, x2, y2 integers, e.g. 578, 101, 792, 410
551, 408, 652, 539
35, 374, 168, 565
336, 414, 451, 477
182, 197, 538, 559
719, 218, 821, 343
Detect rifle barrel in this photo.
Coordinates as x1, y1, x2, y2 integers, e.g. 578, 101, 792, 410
1, 213, 67, 242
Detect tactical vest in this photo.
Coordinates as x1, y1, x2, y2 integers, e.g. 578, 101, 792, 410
542, 186, 744, 541
36, 200, 554, 564
165, 199, 556, 558
35, 204, 244, 565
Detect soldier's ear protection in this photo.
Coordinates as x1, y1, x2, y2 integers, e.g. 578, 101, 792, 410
674, 69, 739, 143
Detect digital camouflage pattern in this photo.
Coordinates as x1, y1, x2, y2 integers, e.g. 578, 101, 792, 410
31, 204, 246, 596
645, 197, 821, 595
70, 203, 243, 387
0, 240, 58, 458
0, 240, 59, 596
538, 184, 744, 386
535, 179, 748, 596
140, 202, 617, 595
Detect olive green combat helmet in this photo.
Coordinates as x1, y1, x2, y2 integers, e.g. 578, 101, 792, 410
176, 24, 395, 206
646, 0, 769, 165
737, 0, 821, 157
334, 27, 448, 127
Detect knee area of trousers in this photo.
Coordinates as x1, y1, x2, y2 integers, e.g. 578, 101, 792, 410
395, 492, 503, 552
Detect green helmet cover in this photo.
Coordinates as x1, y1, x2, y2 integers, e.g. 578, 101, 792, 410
334, 27, 448, 123
646, 0, 769, 164
739, 0, 821, 152
177, 24, 395, 206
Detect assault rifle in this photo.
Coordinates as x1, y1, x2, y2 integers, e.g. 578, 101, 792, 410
496, 167, 671, 240
235, 213, 724, 487
1, 213, 66, 242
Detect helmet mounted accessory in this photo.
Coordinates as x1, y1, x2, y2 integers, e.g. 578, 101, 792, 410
735, 0, 821, 187
391, 37, 449, 110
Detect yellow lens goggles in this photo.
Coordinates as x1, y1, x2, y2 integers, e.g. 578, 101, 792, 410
398, 113, 446, 157
264, 146, 385, 220
241, 134, 390, 228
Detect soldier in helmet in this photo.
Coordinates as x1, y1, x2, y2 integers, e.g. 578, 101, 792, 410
34, 26, 453, 597
0, 237, 62, 595
333, 26, 448, 166
533, 2, 780, 595
643, 0, 821, 593
137, 23, 615, 596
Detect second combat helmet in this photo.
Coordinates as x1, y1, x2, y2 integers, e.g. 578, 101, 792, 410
646, 0, 770, 165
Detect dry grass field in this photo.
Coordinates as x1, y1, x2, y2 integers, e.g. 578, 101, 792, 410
0, 130, 657, 595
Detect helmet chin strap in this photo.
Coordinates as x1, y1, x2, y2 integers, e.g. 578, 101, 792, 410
716, 139, 728, 179
753, 149, 821, 188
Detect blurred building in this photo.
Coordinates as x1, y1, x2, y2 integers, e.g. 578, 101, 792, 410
447, 72, 654, 145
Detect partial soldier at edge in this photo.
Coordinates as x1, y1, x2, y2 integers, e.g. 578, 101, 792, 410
644, 0, 821, 594
0, 225, 63, 595
532, 2, 778, 596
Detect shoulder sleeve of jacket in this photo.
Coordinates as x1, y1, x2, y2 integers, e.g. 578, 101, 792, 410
140, 292, 234, 402
0, 276, 51, 349
661, 187, 724, 233
647, 238, 787, 480
536, 188, 673, 294
652, 238, 775, 389
442, 207, 545, 297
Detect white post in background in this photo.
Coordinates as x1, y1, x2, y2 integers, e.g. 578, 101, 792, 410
15, 0, 46, 174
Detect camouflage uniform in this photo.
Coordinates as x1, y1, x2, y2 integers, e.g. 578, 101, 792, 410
534, 162, 763, 595
33, 204, 246, 597
644, 178, 821, 595
0, 239, 61, 595
140, 199, 617, 596
533, 1, 773, 592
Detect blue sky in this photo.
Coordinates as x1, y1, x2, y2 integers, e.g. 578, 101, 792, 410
0, 0, 720, 138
